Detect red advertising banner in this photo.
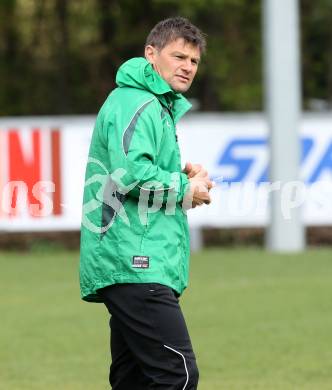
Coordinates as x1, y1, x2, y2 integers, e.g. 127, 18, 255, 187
0, 128, 62, 218
0, 116, 94, 231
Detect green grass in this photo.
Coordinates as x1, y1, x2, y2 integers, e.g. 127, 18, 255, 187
1, 248, 332, 389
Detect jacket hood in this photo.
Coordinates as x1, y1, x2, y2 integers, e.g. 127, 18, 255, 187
116, 57, 171, 95
116, 57, 192, 122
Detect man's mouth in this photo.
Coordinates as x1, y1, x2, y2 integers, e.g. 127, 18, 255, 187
176, 75, 190, 82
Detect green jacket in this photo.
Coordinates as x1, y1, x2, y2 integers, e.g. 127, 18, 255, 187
80, 57, 192, 302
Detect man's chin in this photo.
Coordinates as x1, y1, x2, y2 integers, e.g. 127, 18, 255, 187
171, 83, 191, 93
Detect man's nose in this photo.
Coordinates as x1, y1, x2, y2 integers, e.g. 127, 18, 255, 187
182, 59, 193, 73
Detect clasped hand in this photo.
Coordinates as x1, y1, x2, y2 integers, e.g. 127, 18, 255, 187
182, 162, 214, 209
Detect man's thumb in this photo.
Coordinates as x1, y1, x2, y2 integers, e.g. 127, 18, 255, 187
183, 161, 192, 174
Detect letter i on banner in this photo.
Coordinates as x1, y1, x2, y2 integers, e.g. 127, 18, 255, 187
51, 129, 62, 215
0, 129, 3, 218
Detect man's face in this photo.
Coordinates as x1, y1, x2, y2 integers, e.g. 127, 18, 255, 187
145, 38, 201, 93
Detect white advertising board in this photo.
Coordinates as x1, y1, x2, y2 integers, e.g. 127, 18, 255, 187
0, 113, 331, 232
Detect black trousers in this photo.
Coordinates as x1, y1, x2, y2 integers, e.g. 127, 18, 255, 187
98, 283, 199, 389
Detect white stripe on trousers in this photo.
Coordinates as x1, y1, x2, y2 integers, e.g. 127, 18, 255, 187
163, 344, 189, 390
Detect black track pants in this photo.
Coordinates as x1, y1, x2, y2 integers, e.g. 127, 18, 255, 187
98, 283, 199, 389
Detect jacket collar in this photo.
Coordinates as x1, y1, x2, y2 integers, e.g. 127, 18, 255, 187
116, 57, 192, 124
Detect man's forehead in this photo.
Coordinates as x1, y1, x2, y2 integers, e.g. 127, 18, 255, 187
163, 38, 201, 58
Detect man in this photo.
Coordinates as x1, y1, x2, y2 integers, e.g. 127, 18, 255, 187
80, 17, 212, 389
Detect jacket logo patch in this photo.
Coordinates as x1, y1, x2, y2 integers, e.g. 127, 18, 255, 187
132, 256, 149, 268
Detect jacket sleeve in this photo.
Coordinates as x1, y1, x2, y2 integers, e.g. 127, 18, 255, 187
108, 99, 190, 205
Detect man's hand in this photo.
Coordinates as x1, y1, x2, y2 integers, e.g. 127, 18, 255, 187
183, 162, 208, 179
182, 162, 214, 209
183, 175, 214, 210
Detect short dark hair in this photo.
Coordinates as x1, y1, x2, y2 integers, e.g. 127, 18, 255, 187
145, 17, 206, 55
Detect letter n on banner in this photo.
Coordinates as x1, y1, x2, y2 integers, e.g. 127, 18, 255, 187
7, 128, 62, 217
8, 129, 41, 216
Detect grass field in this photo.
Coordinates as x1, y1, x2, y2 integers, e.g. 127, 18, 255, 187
1, 247, 332, 390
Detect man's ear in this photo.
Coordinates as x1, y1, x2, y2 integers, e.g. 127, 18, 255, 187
145, 45, 156, 64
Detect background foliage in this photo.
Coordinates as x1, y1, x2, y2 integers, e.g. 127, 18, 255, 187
0, 0, 331, 115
